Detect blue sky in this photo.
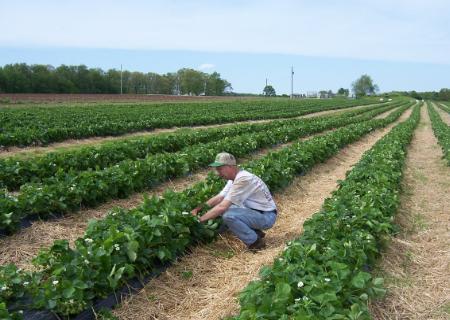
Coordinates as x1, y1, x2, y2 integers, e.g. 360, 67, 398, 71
1, 0, 449, 94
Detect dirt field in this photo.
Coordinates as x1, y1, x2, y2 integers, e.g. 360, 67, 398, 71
0, 93, 249, 104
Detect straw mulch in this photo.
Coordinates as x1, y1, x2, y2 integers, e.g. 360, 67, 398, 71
370, 106, 450, 320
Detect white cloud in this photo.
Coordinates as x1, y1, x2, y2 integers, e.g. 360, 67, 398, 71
1, 0, 449, 64
198, 63, 215, 70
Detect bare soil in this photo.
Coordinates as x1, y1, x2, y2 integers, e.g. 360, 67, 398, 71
0, 93, 240, 104
111, 109, 413, 320
370, 105, 450, 320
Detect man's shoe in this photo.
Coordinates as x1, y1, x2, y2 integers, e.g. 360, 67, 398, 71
254, 229, 266, 239
247, 236, 266, 252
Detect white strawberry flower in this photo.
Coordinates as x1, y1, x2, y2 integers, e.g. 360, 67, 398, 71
52, 280, 59, 285
297, 281, 304, 288
324, 278, 331, 282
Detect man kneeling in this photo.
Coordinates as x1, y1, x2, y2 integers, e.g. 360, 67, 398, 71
191, 152, 277, 251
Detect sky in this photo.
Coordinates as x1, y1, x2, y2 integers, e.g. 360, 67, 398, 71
0, 0, 449, 94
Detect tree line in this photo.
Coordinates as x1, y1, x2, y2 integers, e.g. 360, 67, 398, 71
400, 89, 450, 101
0, 63, 232, 95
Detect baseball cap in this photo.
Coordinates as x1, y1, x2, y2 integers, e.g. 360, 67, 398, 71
209, 152, 237, 167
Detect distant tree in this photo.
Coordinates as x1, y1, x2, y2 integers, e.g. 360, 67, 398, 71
337, 87, 349, 97
1, 63, 32, 92
263, 85, 276, 96
409, 90, 422, 100
129, 72, 147, 94
178, 68, 204, 95
0, 67, 5, 93
162, 73, 178, 95
206, 72, 232, 96
439, 88, 450, 101
319, 90, 327, 98
105, 69, 121, 93
351, 74, 379, 98
29, 64, 55, 93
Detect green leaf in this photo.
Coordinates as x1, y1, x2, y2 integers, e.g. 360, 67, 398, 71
126, 240, 139, 262
63, 286, 75, 299
351, 272, 371, 289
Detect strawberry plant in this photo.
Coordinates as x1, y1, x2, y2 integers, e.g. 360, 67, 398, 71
428, 102, 450, 165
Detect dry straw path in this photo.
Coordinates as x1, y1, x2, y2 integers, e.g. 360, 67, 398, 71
112, 109, 413, 320
0, 103, 375, 158
370, 105, 450, 320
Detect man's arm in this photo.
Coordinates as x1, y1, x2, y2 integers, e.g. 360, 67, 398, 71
191, 194, 225, 215
198, 199, 232, 223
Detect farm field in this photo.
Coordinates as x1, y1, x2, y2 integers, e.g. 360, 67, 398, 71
0, 97, 377, 148
0, 97, 449, 320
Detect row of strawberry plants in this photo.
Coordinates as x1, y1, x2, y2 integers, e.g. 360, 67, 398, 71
0, 103, 410, 234
0, 101, 400, 191
437, 102, 450, 113
428, 103, 450, 165
230, 104, 421, 320
0, 103, 412, 318
0, 98, 379, 147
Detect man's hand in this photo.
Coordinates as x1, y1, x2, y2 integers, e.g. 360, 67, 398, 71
197, 199, 232, 223
191, 206, 202, 216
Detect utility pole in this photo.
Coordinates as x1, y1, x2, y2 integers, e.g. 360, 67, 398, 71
290, 66, 294, 99
120, 64, 123, 95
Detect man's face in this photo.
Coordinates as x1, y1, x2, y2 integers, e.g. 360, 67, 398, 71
215, 165, 233, 180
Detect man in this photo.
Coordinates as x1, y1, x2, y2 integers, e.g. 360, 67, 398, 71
191, 152, 277, 251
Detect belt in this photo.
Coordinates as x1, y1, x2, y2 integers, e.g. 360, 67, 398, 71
254, 209, 277, 215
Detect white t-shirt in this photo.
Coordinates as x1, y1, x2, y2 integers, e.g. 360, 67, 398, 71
219, 170, 277, 212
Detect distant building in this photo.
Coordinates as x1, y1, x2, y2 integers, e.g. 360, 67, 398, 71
306, 91, 318, 98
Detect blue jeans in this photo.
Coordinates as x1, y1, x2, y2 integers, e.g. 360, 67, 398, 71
222, 205, 277, 246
